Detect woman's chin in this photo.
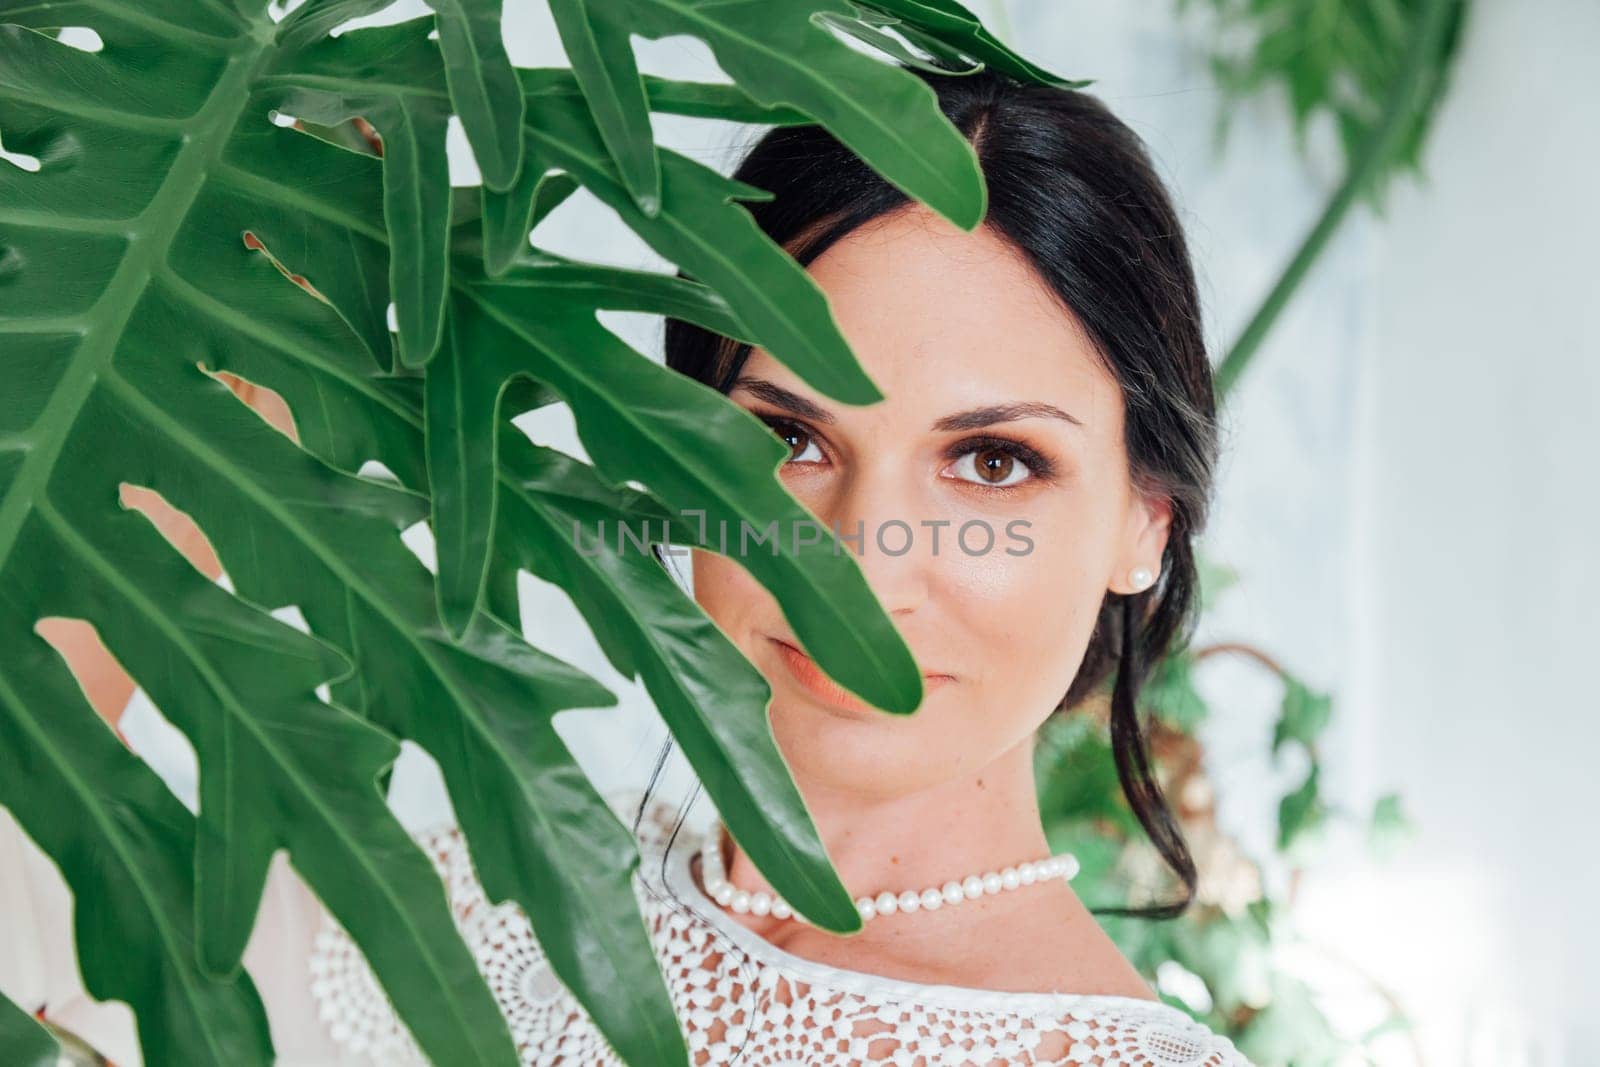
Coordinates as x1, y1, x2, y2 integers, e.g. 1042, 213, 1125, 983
768, 700, 935, 791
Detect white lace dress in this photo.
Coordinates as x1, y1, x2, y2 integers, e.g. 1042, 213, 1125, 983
305, 789, 1254, 1067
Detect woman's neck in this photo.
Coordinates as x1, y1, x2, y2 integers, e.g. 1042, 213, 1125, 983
714, 733, 1069, 949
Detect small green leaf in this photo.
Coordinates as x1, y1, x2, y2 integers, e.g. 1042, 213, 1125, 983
1277, 760, 1326, 854
1368, 790, 1414, 861
1237, 974, 1343, 1065
1146, 654, 1210, 732
1272, 677, 1334, 754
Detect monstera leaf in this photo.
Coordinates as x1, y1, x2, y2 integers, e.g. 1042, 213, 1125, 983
0, 671, 274, 1063
0, 994, 55, 1067
855, 0, 1094, 89
0, 0, 1076, 1063
423, 0, 526, 190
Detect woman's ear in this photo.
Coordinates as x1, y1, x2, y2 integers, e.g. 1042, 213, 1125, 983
1111, 490, 1173, 595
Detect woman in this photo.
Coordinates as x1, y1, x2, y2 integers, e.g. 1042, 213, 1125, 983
0, 66, 1251, 1065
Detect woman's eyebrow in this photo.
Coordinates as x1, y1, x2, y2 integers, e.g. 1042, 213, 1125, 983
730, 376, 1081, 432
932, 402, 1083, 432
729, 376, 837, 424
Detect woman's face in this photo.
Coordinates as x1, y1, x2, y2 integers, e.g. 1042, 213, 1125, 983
691, 203, 1171, 800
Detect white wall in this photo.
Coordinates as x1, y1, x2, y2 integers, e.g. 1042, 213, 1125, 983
993, 2, 1598, 1064
1314, 1, 1600, 1062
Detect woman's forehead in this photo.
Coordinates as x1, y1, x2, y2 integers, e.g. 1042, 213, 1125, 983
743, 210, 1116, 429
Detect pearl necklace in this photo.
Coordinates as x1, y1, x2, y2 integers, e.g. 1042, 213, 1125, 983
698, 822, 1081, 923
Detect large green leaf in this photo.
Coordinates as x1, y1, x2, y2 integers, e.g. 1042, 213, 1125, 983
207, 180, 879, 941
437, 201, 927, 721
121, 226, 690, 1067
141, 151, 690, 1063
0, 642, 272, 1064
138, 119, 852, 1055
490, 427, 867, 932
429, 238, 926, 938
0, 8, 531, 1064
609, 0, 988, 231
0, 8, 680, 1063
197, 182, 878, 1035
2, 1, 1080, 1063
448, 68, 946, 646
225, 77, 912, 936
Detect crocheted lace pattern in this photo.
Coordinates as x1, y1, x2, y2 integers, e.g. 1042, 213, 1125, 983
307, 790, 1253, 1066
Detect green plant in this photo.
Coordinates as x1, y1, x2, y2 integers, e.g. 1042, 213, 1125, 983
1181, 0, 1471, 398
1035, 558, 1420, 1064
0, 0, 1076, 1062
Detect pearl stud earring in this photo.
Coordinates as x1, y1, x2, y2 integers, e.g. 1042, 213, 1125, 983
1128, 566, 1156, 592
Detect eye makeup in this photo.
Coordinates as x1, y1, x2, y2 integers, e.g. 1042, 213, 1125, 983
940, 433, 1059, 484
749, 411, 1061, 490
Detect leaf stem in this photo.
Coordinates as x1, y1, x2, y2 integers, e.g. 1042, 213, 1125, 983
1214, 0, 1462, 402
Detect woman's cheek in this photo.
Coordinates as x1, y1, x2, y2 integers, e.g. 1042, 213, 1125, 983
691, 549, 769, 643
942, 518, 1103, 674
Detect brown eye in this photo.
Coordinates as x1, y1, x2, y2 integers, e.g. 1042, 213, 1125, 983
975, 448, 1014, 484
763, 417, 824, 464
947, 444, 1034, 488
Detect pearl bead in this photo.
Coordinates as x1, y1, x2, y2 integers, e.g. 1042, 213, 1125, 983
874, 891, 897, 916
713, 882, 735, 906
771, 898, 792, 919
919, 888, 943, 911
897, 890, 920, 913
750, 893, 772, 917
1019, 862, 1037, 886
730, 889, 751, 914
856, 897, 877, 920
1001, 867, 1019, 891
1061, 855, 1080, 879
982, 872, 1002, 894
942, 880, 965, 905
962, 875, 985, 900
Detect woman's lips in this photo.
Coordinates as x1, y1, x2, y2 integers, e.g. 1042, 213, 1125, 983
767, 637, 951, 714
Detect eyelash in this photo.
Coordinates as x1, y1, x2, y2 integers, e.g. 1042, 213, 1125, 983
755, 415, 1058, 490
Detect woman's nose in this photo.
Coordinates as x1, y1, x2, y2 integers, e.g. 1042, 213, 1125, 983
812, 467, 933, 619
